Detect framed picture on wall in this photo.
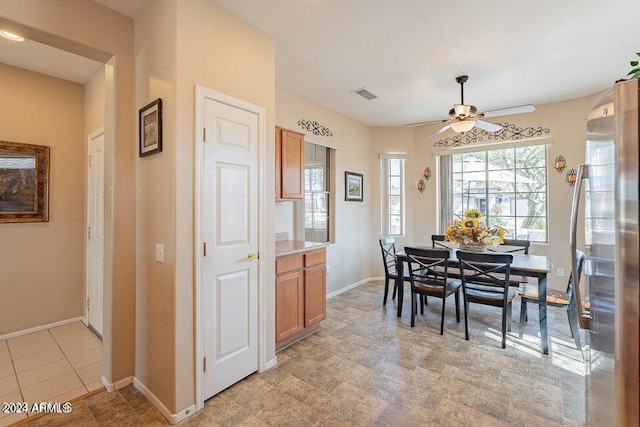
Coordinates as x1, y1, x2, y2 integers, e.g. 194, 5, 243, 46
345, 171, 363, 202
139, 98, 163, 157
0, 140, 50, 223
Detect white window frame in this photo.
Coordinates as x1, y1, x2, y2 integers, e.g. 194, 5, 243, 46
380, 153, 406, 237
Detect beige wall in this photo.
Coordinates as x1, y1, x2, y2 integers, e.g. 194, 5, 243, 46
276, 87, 373, 294
134, 0, 276, 414
85, 66, 106, 137
135, 0, 177, 412
0, 0, 136, 385
0, 64, 84, 335
370, 92, 603, 290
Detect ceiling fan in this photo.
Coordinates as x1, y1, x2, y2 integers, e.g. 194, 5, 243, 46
404, 75, 536, 137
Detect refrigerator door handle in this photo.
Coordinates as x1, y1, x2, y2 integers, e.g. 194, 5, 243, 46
570, 163, 591, 329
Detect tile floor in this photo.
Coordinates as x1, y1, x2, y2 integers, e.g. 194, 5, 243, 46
0, 321, 103, 426
22, 281, 586, 426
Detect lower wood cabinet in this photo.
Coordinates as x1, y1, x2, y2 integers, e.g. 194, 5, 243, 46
276, 248, 326, 349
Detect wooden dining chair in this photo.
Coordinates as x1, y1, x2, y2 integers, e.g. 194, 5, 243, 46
405, 247, 462, 332
519, 250, 586, 349
457, 251, 516, 348
431, 234, 447, 248
379, 237, 411, 305
498, 238, 531, 254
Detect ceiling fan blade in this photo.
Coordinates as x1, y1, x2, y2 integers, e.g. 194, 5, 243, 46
481, 104, 536, 118
428, 124, 451, 137
403, 118, 447, 127
474, 120, 502, 133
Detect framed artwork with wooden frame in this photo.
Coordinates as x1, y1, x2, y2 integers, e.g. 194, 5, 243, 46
345, 171, 363, 202
139, 98, 163, 157
0, 141, 50, 223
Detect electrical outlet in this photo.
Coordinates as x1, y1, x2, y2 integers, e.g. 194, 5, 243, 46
326, 265, 331, 275
557, 267, 564, 277
155, 243, 165, 263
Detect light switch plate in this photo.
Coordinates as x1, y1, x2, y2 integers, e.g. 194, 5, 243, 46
155, 243, 164, 263
557, 267, 564, 277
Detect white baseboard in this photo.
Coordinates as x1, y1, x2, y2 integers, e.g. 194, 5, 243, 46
260, 356, 277, 372
100, 375, 132, 392
0, 316, 84, 341
134, 377, 196, 424
326, 277, 381, 299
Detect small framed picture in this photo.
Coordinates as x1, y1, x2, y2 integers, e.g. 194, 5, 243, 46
345, 171, 363, 202
139, 98, 162, 157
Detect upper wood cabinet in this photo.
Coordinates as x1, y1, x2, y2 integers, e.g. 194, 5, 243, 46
275, 126, 304, 200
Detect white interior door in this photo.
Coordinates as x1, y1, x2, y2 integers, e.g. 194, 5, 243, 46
86, 130, 105, 336
202, 98, 258, 399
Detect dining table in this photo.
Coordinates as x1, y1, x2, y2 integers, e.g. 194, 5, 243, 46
395, 246, 553, 354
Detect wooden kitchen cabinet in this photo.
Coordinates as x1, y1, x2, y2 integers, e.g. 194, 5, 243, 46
276, 248, 326, 350
275, 126, 304, 200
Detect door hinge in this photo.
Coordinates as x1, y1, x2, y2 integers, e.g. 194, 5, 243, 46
203, 127, 206, 142
88, 226, 91, 239
87, 298, 90, 310
203, 242, 207, 256
203, 357, 207, 372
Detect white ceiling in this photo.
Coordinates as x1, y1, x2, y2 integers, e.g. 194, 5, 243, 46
215, 0, 640, 126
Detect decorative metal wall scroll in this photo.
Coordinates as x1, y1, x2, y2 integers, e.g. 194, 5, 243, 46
297, 119, 333, 137
554, 155, 566, 173
566, 168, 577, 187
433, 122, 551, 148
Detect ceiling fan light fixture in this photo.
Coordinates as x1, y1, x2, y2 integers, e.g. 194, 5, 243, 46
449, 120, 476, 133
453, 104, 471, 117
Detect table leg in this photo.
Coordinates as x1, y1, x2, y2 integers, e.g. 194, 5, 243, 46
396, 259, 404, 318
538, 272, 549, 354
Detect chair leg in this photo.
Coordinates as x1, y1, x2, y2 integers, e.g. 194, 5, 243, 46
501, 305, 508, 349
392, 280, 397, 300
507, 301, 513, 333
454, 290, 460, 323
519, 299, 527, 339
567, 310, 575, 338
410, 290, 416, 327
568, 303, 582, 350
440, 293, 446, 335
463, 291, 469, 341
383, 277, 390, 305
420, 295, 424, 315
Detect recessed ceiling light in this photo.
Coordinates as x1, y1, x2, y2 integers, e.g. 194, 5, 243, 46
0, 30, 25, 42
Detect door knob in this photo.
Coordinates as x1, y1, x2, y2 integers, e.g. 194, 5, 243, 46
247, 252, 258, 260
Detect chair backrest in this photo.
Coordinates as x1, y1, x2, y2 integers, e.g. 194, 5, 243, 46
566, 249, 586, 299
431, 234, 447, 248
457, 251, 514, 301
379, 237, 397, 276
499, 239, 531, 254
405, 247, 450, 285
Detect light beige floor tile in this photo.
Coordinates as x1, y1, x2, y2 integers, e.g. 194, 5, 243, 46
52, 328, 98, 346
51, 385, 89, 404
21, 371, 84, 403
12, 348, 65, 374
0, 375, 19, 396
0, 412, 27, 427
68, 347, 102, 371
17, 358, 73, 389
0, 344, 9, 365
0, 391, 23, 419
7, 330, 51, 350
8, 336, 58, 360
49, 322, 87, 338
60, 336, 102, 358
75, 361, 102, 386
85, 381, 105, 393
0, 362, 14, 380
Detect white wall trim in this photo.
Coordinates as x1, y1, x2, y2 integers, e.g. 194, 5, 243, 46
326, 277, 383, 299
100, 375, 132, 392
194, 85, 268, 412
0, 317, 84, 341
133, 377, 195, 425
260, 356, 278, 373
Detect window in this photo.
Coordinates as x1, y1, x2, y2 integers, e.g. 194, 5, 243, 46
304, 142, 330, 242
381, 155, 406, 236
447, 144, 548, 242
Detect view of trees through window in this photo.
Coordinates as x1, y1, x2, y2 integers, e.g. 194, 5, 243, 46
452, 145, 547, 242
304, 142, 330, 242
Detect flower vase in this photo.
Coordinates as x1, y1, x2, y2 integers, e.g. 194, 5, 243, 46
459, 242, 486, 253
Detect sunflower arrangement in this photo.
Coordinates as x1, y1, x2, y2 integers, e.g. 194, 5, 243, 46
445, 208, 505, 247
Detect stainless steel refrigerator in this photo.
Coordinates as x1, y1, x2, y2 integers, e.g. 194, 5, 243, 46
571, 78, 639, 426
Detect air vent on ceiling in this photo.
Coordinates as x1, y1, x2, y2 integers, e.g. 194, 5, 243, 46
351, 87, 378, 100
